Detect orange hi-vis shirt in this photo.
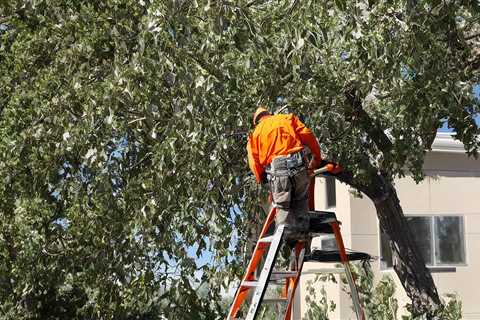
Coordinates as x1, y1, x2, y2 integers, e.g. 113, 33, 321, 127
247, 114, 322, 182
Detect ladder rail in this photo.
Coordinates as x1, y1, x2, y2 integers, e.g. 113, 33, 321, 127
227, 207, 277, 319
226, 201, 368, 320
245, 224, 285, 320
283, 242, 306, 320
331, 222, 365, 320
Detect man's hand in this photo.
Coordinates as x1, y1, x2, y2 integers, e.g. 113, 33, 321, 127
318, 160, 343, 175
330, 163, 343, 175
308, 158, 321, 176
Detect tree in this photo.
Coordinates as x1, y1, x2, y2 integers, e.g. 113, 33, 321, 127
0, 0, 479, 319
0, 1, 246, 318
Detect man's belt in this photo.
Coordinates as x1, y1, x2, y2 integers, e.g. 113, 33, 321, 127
266, 150, 306, 173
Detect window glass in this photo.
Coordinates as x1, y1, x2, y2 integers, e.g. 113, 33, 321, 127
435, 216, 465, 264
320, 236, 337, 251
379, 215, 465, 269
406, 216, 433, 265
326, 176, 336, 208
380, 229, 393, 269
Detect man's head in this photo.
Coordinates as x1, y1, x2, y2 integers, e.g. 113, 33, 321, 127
253, 106, 271, 126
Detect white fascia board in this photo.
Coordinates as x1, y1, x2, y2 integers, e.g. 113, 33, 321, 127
431, 132, 465, 153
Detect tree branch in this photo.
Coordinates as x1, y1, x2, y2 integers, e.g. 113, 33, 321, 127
344, 84, 393, 153
0, 16, 12, 24
179, 47, 227, 83
1, 231, 17, 296
465, 32, 480, 41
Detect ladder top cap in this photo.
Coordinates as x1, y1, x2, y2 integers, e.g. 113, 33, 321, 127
308, 210, 336, 217
308, 211, 338, 224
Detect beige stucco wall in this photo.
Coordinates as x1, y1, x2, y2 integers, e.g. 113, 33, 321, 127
298, 151, 480, 319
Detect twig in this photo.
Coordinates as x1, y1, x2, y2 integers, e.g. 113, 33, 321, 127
0, 16, 12, 24
465, 32, 480, 41
287, 0, 300, 15
128, 117, 146, 124
129, 152, 152, 170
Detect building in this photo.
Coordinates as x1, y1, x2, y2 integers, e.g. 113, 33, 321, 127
297, 132, 480, 319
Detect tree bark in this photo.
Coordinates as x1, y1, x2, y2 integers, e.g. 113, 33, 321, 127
340, 85, 442, 317
336, 170, 441, 318
373, 184, 441, 318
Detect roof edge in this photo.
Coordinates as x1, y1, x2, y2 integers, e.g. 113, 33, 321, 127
431, 132, 465, 153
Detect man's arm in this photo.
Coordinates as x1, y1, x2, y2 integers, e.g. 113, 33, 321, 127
247, 135, 265, 183
292, 116, 321, 162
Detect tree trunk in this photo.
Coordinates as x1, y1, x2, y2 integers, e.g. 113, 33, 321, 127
336, 171, 441, 318
373, 184, 441, 318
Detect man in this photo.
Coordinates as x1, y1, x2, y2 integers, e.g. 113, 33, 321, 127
247, 106, 323, 238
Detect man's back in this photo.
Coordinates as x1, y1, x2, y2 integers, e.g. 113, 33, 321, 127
250, 114, 304, 167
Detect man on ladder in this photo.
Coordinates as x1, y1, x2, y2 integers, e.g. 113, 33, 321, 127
230, 106, 366, 320
247, 106, 340, 240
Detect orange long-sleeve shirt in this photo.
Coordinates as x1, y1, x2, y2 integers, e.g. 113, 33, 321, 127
247, 114, 321, 182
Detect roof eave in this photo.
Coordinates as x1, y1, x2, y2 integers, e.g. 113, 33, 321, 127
430, 132, 465, 153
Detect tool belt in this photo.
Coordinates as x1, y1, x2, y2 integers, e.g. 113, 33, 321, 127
265, 150, 306, 176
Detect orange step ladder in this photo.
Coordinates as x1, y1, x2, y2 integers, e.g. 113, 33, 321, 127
226, 167, 367, 320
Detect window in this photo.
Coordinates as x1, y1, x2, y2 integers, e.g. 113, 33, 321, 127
325, 176, 336, 208
319, 235, 337, 250
380, 215, 465, 269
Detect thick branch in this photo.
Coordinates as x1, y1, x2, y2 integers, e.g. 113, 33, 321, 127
344, 85, 393, 153
183, 49, 227, 83
164, 44, 227, 83
333, 170, 442, 317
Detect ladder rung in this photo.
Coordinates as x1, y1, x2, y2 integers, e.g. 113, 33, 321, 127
308, 211, 339, 225
241, 281, 259, 287
302, 267, 345, 274
263, 298, 288, 303
258, 235, 274, 243
270, 271, 297, 281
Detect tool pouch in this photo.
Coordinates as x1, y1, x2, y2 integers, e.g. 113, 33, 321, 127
266, 151, 305, 177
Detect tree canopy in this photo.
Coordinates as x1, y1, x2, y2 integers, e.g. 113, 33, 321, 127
0, 0, 479, 319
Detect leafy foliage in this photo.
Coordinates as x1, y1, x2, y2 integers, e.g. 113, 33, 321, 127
0, 0, 479, 318
0, 1, 255, 318
305, 263, 461, 320
304, 274, 337, 320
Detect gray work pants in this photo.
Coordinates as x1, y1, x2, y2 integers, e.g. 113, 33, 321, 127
268, 167, 310, 236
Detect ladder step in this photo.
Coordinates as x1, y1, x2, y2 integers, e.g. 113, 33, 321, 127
308, 211, 339, 234
308, 210, 337, 222
258, 235, 274, 243
241, 280, 259, 287
305, 250, 372, 263
263, 298, 288, 303
241, 271, 297, 287
270, 271, 297, 281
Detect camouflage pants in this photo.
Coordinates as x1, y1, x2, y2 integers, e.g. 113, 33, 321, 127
268, 166, 310, 236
